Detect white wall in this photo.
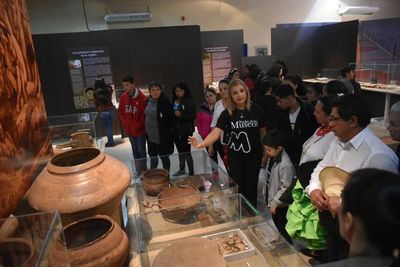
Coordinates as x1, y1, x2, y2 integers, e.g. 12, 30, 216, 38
27, 0, 400, 56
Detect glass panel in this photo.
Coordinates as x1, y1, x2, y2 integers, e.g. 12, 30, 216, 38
129, 151, 238, 214
0, 211, 69, 267
47, 112, 103, 153
132, 193, 308, 267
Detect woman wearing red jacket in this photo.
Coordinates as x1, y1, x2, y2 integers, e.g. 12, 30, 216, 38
118, 75, 148, 177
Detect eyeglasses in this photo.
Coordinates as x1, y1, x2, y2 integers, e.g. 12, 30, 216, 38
329, 116, 343, 122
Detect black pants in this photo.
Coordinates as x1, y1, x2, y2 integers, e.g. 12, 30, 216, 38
319, 210, 349, 262
147, 141, 171, 172
228, 155, 261, 207
272, 206, 292, 244
173, 134, 194, 174
207, 140, 226, 171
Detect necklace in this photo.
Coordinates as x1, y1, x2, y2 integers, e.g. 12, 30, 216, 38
237, 109, 245, 119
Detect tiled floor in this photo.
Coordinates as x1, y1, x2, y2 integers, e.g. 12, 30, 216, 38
103, 131, 227, 175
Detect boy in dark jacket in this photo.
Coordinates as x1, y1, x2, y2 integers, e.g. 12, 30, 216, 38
276, 84, 318, 166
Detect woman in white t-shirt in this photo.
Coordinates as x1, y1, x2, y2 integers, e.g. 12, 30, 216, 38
209, 78, 230, 170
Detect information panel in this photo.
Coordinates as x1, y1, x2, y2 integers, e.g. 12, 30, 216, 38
202, 46, 232, 86
67, 47, 113, 109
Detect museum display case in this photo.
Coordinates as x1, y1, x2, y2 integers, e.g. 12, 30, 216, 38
131, 193, 309, 267
0, 211, 69, 267
2, 150, 308, 267
47, 112, 103, 154
131, 151, 238, 213
350, 62, 400, 89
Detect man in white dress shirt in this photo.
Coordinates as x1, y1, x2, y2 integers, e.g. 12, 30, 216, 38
306, 94, 399, 262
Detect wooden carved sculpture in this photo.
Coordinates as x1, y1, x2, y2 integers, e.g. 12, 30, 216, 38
0, 0, 52, 218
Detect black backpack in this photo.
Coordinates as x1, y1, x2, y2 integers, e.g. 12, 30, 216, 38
95, 86, 111, 105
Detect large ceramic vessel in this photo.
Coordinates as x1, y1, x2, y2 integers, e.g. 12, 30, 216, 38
49, 215, 129, 267
27, 148, 130, 225
142, 169, 169, 196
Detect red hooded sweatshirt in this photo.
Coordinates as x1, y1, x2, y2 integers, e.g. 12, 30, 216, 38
118, 88, 147, 137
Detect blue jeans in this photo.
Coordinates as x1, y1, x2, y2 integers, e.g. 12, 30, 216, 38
129, 135, 147, 174
99, 109, 115, 144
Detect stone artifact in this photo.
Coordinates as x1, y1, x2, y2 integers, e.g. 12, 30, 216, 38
54, 131, 94, 154
27, 148, 130, 225
142, 169, 169, 196
0, 238, 36, 267
158, 185, 201, 222
215, 233, 250, 255
0, 215, 19, 240
153, 237, 226, 267
69, 132, 94, 148
49, 215, 129, 267
173, 173, 212, 190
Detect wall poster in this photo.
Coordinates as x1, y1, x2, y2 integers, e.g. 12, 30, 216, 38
67, 47, 113, 110
202, 46, 232, 86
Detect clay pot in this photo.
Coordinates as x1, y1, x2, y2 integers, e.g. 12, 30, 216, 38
49, 215, 129, 267
158, 186, 200, 222
27, 148, 130, 226
0, 238, 36, 267
142, 169, 169, 196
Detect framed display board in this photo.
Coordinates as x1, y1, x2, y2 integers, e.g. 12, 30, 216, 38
33, 26, 204, 116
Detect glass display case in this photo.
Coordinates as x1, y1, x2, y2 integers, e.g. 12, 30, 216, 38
131, 193, 308, 267
350, 62, 400, 89
131, 151, 238, 213
47, 112, 104, 154
319, 68, 341, 79
0, 211, 69, 267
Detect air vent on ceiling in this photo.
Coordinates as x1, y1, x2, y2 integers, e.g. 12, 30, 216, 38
338, 6, 379, 15
104, 12, 151, 23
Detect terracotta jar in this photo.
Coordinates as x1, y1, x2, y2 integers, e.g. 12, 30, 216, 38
0, 238, 36, 267
142, 169, 169, 196
158, 185, 200, 222
27, 148, 130, 225
49, 215, 129, 267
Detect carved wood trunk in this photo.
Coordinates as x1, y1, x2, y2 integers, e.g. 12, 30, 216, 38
0, 0, 52, 218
